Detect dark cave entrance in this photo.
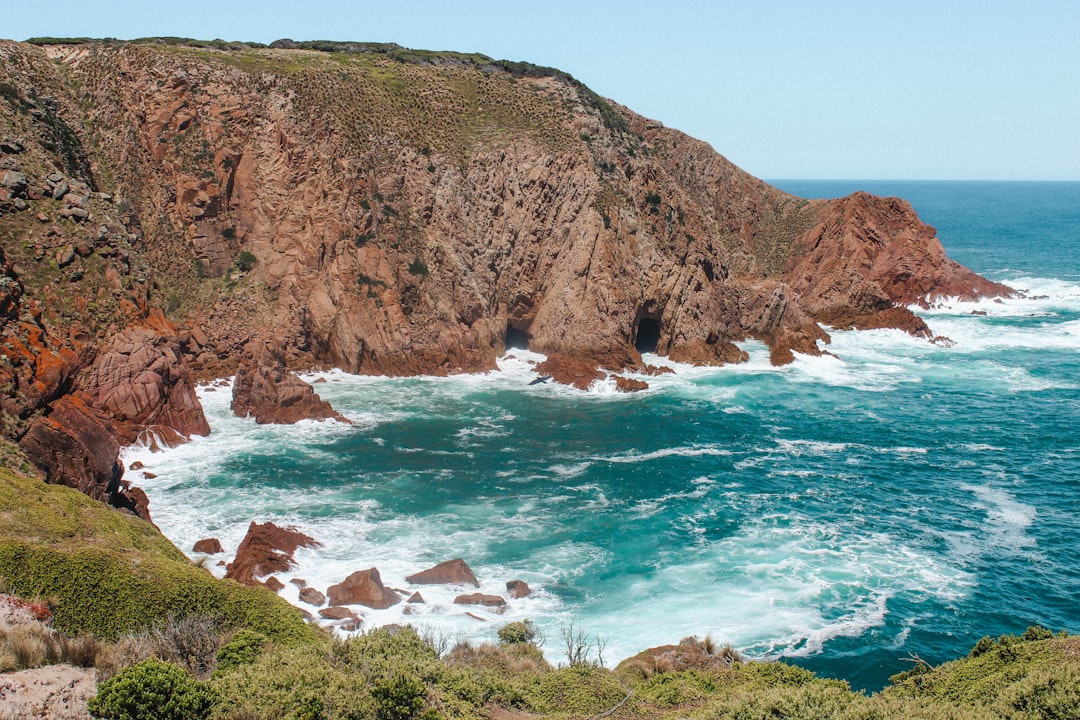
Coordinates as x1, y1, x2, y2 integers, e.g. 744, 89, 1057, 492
634, 316, 662, 354
505, 322, 531, 350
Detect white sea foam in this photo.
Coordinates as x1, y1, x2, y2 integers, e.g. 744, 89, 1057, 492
961, 483, 1039, 555
561, 517, 972, 666
598, 445, 732, 464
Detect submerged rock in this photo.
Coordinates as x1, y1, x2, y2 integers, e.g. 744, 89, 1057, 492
454, 593, 506, 608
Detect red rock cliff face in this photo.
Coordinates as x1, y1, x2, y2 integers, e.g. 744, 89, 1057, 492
0, 40, 1010, 503
36, 42, 1009, 380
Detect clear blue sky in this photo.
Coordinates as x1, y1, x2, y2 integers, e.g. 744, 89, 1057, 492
4, 0, 1078, 180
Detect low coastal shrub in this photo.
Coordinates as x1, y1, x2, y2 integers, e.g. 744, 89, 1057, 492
371, 671, 427, 720
88, 657, 215, 720
534, 664, 627, 715
496, 620, 539, 646
0, 541, 314, 644
213, 628, 269, 676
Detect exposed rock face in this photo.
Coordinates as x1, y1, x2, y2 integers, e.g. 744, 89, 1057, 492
28, 40, 1007, 381
0, 39, 1012, 514
80, 309, 210, 447
231, 340, 348, 424
327, 568, 400, 609
18, 393, 150, 520
406, 558, 480, 587
224, 521, 320, 586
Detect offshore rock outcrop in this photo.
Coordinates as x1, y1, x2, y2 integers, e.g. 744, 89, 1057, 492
0, 38, 1012, 501
225, 521, 321, 587
231, 340, 348, 424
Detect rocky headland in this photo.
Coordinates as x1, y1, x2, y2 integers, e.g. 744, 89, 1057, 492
0, 37, 1013, 514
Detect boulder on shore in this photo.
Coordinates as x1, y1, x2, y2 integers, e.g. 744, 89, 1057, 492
534, 354, 605, 391
299, 587, 326, 607
193, 538, 222, 554
406, 558, 480, 587
327, 568, 400, 609
224, 521, 320, 586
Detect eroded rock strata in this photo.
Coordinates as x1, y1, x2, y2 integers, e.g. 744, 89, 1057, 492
0, 39, 1011, 507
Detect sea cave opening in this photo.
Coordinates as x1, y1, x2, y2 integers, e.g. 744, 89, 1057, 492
505, 322, 531, 351
634, 316, 662, 354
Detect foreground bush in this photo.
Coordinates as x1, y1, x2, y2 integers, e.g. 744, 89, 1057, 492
88, 657, 214, 720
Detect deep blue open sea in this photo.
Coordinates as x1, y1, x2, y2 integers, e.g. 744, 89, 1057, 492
127, 181, 1080, 691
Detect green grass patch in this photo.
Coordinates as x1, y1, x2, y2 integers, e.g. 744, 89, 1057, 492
0, 468, 316, 644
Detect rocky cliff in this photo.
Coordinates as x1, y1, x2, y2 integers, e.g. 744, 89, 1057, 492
0, 38, 1011, 507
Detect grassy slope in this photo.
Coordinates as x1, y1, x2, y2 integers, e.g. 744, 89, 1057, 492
0, 462, 316, 644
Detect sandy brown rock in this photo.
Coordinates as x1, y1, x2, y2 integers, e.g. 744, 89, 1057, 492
535, 354, 605, 390
231, 340, 349, 424
327, 568, 400, 609
506, 580, 531, 599
193, 538, 223, 554
224, 521, 320, 586
0, 665, 96, 720
406, 558, 480, 587
454, 593, 507, 608
299, 587, 326, 606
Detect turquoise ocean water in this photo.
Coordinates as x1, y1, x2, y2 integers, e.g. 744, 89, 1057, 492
126, 181, 1080, 690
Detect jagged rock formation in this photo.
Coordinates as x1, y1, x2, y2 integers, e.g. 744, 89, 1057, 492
224, 521, 321, 587
406, 558, 480, 587
231, 340, 348, 424
0, 38, 1011, 504
327, 567, 400, 609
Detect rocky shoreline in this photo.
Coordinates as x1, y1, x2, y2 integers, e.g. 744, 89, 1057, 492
0, 38, 1014, 524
